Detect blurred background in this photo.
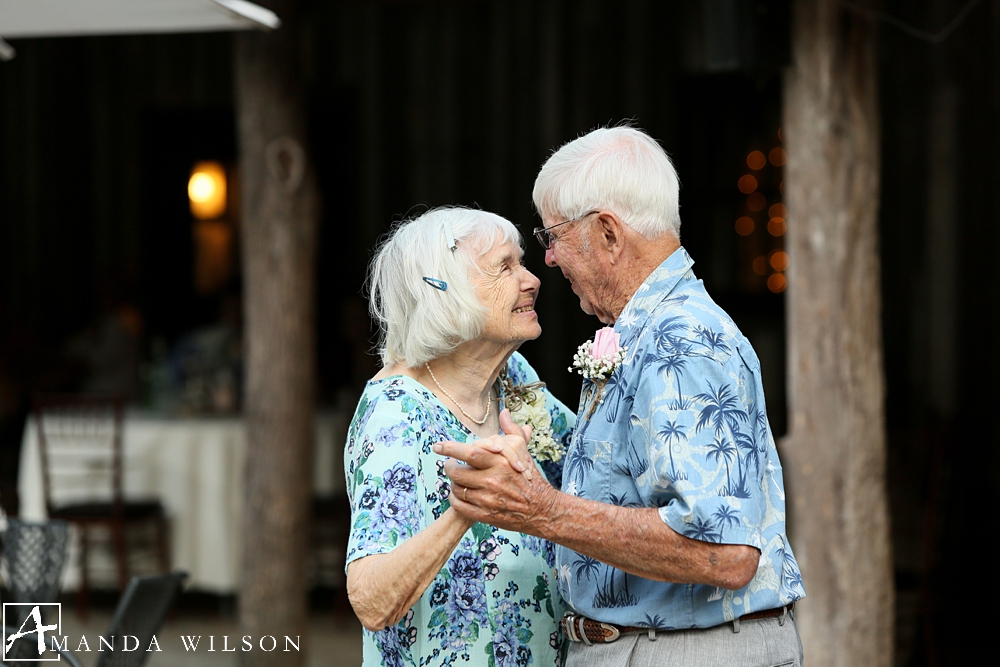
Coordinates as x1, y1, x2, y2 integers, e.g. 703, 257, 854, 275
1, 1, 998, 665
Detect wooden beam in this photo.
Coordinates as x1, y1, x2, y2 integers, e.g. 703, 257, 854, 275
234, 1, 319, 664
782, 1, 893, 664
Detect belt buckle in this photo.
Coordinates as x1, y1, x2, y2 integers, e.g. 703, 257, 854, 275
598, 622, 620, 642
562, 612, 622, 644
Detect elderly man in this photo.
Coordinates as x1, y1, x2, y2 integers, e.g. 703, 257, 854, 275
435, 127, 806, 666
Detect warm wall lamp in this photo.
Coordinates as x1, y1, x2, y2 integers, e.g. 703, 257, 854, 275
188, 161, 227, 219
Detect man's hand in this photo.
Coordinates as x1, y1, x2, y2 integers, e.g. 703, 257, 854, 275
433, 410, 557, 534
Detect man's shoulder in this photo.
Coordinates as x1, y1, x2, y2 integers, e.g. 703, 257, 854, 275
636, 279, 744, 367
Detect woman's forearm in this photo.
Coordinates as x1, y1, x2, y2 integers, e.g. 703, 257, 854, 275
347, 507, 475, 631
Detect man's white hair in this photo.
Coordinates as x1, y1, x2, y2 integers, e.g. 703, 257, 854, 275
368, 206, 522, 368
532, 126, 681, 239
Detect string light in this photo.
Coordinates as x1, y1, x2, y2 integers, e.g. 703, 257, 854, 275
738, 175, 758, 194
747, 151, 767, 170
735, 217, 755, 236
767, 274, 787, 293
770, 251, 790, 272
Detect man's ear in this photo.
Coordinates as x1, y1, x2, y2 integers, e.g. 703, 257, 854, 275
596, 212, 626, 263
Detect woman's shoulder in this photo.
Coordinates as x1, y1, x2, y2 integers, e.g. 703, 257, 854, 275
351, 376, 440, 433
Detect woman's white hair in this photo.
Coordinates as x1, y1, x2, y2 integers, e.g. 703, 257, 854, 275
532, 126, 681, 239
368, 206, 522, 368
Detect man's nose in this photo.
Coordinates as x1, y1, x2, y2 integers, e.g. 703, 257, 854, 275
544, 246, 557, 267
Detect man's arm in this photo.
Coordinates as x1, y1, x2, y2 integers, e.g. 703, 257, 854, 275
436, 418, 759, 590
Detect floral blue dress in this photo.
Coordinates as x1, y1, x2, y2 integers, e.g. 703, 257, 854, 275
345, 352, 576, 667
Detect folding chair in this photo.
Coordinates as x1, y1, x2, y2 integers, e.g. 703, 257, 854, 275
34, 396, 170, 617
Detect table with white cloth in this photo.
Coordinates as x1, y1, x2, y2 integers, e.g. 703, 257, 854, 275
17, 410, 349, 593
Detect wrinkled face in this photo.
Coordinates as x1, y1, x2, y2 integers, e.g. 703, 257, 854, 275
473, 241, 542, 346
542, 213, 616, 324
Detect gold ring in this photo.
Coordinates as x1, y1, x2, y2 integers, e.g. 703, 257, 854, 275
463, 486, 468, 502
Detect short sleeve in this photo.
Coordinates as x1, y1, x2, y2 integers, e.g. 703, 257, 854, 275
630, 352, 766, 550
345, 389, 428, 566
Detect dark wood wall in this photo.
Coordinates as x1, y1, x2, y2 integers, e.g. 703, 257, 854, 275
879, 1, 1000, 664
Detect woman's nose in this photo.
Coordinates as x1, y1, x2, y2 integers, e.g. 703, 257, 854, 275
520, 265, 541, 290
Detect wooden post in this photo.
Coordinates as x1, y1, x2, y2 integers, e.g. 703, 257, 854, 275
782, 1, 893, 664
234, 1, 319, 665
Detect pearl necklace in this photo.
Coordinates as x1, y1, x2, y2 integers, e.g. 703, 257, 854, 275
424, 362, 491, 426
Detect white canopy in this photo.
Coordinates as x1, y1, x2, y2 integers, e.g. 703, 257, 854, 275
0, 0, 279, 39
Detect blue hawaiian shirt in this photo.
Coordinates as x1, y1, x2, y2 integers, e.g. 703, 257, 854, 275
556, 247, 805, 629
345, 352, 576, 667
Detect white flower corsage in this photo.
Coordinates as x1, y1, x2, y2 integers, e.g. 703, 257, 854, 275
498, 372, 564, 462
570, 327, 627, 420
570, 327, 627, 381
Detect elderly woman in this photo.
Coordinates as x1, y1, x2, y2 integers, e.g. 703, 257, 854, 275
345, 207, 575, 667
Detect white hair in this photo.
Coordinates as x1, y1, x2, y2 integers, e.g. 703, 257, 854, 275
532, 126, 681, 239
368, 206, 522, 368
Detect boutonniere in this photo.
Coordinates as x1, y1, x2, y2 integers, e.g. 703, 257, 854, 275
570, 327, 627, 381
570, 327, 627, 419
498, 371, 565, 462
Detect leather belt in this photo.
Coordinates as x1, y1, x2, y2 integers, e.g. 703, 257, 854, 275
561, 604, 795, 644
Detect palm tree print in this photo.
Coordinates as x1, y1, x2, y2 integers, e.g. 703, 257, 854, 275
695, 383, 757, 494
593, 568, 638, 609
754, 407, 770, 460
637, 613, 667, 629
712, 505, 741, 539
695, 383, 749, 436
683, 516, 722, 542
564, 443, 594, 490
572, 555, 601, 584
609, 492, 642, 508
706, 436, 737, 481
612, 443, 650, 480
653, 316, 688, 357
656, 354, 690, 409
602, 372, 632, 423
694, 325, 731, 355
657, 419, 687, 482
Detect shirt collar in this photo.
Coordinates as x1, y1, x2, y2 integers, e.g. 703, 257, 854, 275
614, 246, 694, 335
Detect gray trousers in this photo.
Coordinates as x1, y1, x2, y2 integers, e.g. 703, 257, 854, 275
566, 614, 804, 667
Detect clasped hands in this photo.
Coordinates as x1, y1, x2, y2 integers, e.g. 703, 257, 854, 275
433, 409, 556, 534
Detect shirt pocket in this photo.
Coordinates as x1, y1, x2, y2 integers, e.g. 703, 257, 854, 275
563, 435, 613, 502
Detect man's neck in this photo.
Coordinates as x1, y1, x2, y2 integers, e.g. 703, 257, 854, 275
605, 233, 681, 321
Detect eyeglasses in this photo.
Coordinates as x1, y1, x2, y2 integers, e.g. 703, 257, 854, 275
532, 210, 599, 249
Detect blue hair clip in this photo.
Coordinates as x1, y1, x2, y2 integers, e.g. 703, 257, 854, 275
422, 276, 448, 291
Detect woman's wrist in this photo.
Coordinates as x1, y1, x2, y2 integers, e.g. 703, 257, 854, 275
443, 505, 477, 532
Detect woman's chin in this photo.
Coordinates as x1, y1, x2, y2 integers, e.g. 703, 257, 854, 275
524, 322, 543, 341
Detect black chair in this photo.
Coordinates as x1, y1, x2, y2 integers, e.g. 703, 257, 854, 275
33, 395, 170, 618
1, 519, 70, 628
94, 571, 187, 667
2, 625, 84, 667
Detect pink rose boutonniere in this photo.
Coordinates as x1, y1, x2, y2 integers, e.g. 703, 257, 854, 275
570, 326, 627, 381
570, 326, 628, 419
